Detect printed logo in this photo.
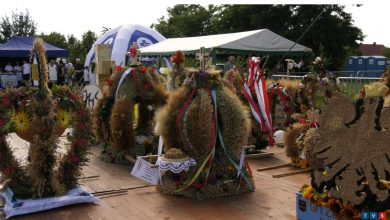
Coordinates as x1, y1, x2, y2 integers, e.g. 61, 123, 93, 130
136, 37, 152, 48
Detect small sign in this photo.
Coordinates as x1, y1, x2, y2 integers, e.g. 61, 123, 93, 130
82, 85, 102, 109
296, 193, 334, 220
131, 157, 159, 185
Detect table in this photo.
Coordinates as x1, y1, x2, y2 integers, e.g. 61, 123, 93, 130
0, 74, 19, 88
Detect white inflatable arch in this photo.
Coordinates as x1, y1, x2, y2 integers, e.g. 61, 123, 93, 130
85, 24, 166, 67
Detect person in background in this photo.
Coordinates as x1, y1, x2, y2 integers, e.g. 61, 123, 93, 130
74, 58, 84, 86
48, 60, 58, 87
5, 62, 13, 72
14, 61, 22, 73
224, 56, 235, 73
65, 62, 74, 86
88, 66, 96, 85
22, 60, 31, 86
57, 60, 65, 85
83, 66, 90, 86
14, 61, 23, 84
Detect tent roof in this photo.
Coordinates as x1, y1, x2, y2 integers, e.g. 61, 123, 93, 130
0, 36, 69, 57
139, 29, 312, 56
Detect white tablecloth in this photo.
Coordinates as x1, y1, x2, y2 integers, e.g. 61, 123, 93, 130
0, 74, 19, 88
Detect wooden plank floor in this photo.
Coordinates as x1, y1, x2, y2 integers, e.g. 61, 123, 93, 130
4, 136, 309, 220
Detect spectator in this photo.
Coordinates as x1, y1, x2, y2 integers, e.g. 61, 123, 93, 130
14, 61, 23, 83
88, 67, 96, 85
22, 60, 31, 85
48, 60, 58, 87
14, 61, 22, 73
74, 58, 84, 86
224, 56, 235, 73
57, 60, 65, 85
5, 62, 13, 72
83, 66, 90, 86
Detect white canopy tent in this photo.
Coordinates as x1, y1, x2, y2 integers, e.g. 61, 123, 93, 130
139, 29, 312, 57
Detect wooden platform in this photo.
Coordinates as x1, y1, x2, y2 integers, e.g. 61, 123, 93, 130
4, 134, 309, 220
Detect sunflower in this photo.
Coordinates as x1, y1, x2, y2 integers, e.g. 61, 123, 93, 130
55, 110, 71, 129
12, 111, 31, 132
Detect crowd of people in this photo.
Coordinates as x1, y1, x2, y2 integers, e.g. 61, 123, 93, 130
0, 58, 95, 88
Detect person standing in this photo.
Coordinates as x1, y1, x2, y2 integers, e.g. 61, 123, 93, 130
224, 56, 235, 73
4, 62, 13, 72
14, 61, 23, 83
48, 60, 58, 87
22, 60, 31, 86
88, 67, 96, 85
83, 66, 90, 86
57, 60, 65, 85
74, 58, 84, 86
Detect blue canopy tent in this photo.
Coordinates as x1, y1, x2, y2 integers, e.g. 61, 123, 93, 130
0, 36, 68, 58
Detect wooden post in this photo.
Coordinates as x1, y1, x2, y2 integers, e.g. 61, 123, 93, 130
196, 47, 210, 71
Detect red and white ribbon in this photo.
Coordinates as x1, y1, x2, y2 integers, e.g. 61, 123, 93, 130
244, 58, 274, 146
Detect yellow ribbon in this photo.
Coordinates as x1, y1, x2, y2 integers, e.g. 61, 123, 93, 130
175, 152, 212, 193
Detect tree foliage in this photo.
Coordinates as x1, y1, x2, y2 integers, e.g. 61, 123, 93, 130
40, 31, 97, 63
0, 9, 37, 43
152, 5, 364, 70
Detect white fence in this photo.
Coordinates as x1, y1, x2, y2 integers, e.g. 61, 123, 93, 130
270, 72, 382, 98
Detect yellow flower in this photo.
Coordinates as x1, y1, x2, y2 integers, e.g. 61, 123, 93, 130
55, 110, 71, 129
143, 139, 152, 146
12, 111, 31, 132
303, 186, 314, 199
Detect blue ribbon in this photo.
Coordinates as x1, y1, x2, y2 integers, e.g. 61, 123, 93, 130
211, 90, 254, 191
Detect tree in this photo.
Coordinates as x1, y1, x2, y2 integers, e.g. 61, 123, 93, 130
40, 32, 68, 49
0, 9, 37, 43
383, 48, 390, 58
78, 31, 97, 63
152, 5, 364, 70
151, 5, 222, 37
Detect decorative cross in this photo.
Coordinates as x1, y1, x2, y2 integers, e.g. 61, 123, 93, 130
195, 47, 210, 71
129, 42, 141, 65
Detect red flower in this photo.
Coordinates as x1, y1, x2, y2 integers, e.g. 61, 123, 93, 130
78, 123, 86, 130
144, 82, 152, 90
283, 121, 290, 127
2, 98, 11, 106
283, 106, 291, 113
311, 122, 319, 128
115, 66, 122, 72
3, 167, 11, 175
0, 117, 5, 127
76, 138, 87, 147
106, 79, 113, 87
140, 66, 147, 73
70, 154, 80, 163
69, 94, 77, 101
77, 108, 86, 117
299, 119, 307, 125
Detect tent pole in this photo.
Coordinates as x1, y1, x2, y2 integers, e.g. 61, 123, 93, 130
211, 49, 216, 65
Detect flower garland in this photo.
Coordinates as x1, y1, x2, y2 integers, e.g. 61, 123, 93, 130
300, 185, 390, 220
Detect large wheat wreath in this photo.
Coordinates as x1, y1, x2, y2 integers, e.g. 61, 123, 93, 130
0, 38, 93, 198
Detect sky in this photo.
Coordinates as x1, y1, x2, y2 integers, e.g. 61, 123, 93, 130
1, 1, 389, 47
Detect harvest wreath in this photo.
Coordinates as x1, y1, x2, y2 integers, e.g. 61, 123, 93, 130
0, 38, 93, 199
